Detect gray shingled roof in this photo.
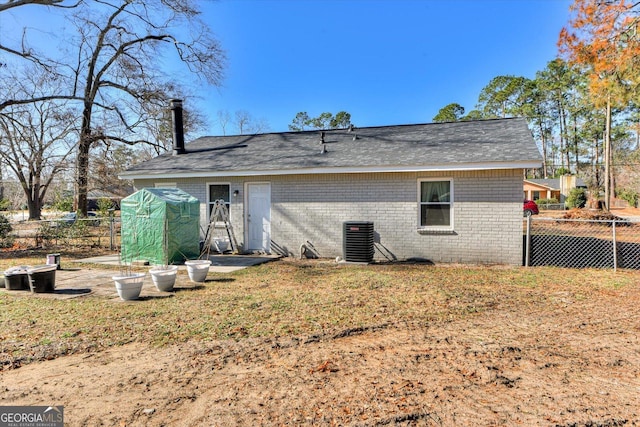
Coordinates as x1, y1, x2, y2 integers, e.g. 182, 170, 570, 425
526, 178, 587, 189
121, 118, 542, 178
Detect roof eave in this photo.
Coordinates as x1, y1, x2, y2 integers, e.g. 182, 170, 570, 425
120, 160, 543, 181
523, 179, 558, 190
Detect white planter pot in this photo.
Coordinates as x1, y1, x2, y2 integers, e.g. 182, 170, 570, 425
214, 238, 229, 253
149, 265, 178, 292
112, 273, 145, 300
185, 260, 211, 282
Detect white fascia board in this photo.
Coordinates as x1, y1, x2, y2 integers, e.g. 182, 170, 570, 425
120, 160, 543, 180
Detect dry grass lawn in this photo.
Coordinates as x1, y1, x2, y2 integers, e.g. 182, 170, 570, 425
1, 252, 639, 426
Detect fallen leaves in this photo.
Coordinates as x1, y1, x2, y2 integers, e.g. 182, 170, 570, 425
310, 359, 339, 374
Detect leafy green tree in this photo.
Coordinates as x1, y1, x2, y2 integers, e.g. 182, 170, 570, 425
330, 111, 351, 129
289, 112, 311, 131
627, 101, 640, 150
289, 111, 352, 131
432, 103, 465, 123
309, 112, 333, 130
559, 0, 640, 210
522, 74, 554, 177
534, 59, 588, 176
476, 75, 529, 118
461, 110, 485, 121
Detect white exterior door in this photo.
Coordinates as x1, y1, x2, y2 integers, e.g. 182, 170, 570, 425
246, 183, 271, 252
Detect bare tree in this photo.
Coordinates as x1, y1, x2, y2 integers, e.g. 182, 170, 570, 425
235, 110, 251, 135
1, 0, 226, 215
138, 96, 208, 157
89, 143, 142, 198
0, 0, 80, 69
234, 110, 269, 135
0, 0, 78, 13
0, 66, 77, 219
61, 0, 226, 215
217, 109, 231, 135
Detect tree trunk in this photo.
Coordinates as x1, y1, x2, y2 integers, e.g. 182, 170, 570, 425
594, 137, 600, 186
561, 105, 570, 173
557, 99, 566, 173
538, 119, 548, 179
76, 103, 92, 216
76, 140, 90, 216
573, 115, 579, 174
23, 180, 42, 220
0, 167, 4, 201
27, 193, 41, 220
604, 96, 611, 211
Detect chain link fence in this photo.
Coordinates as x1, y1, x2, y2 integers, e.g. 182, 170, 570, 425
6, 216, 121, 251
5, 213, 640, 270
524, 217, 640, 270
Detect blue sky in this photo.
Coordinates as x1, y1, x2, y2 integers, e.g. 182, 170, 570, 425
200, 0, 573, 134
1, 0, 573, 135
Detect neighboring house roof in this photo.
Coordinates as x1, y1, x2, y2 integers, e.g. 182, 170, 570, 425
524, 178, 587, 190
88, 186, 134, 199
120, 118, 542, 179
524, 179, 557, 190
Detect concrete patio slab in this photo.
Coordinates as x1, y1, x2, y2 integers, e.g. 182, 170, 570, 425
74, 253, 280, 272
2, 254, 280, 300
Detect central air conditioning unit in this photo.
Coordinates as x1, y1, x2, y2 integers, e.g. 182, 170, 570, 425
343, 221, 374, 263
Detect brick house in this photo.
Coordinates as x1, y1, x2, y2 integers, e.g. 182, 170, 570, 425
120, 104, 541, 265
523, 176, 587, 203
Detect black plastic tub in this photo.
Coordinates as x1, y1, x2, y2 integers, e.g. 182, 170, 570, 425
4, 266, 32, 290
27, 265, 57, 293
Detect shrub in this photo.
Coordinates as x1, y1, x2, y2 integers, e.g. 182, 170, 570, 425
565, 188, 587, 209
0, 214, 12, 238
535, 198, 559, 208
37, 220, 92, 247
38, 222, 63, 246
0, 214, 14, 248
96, 197, 114, 217
617, 188, 639, 208
0, 198, 10, 211
52, 196, 73, 212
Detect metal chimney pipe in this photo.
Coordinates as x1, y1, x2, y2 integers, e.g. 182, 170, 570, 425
170, 99, 185, 155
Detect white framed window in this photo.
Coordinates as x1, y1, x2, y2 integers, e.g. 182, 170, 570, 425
207, 183, 231, 221
418, 179, 453, 230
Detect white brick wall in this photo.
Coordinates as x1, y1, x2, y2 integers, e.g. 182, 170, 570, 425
135, 168, 524, 265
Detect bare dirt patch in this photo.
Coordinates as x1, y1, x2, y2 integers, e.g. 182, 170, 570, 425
1, 261, 639, 426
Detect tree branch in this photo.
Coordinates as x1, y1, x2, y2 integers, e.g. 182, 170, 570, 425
0, 0, 80, 13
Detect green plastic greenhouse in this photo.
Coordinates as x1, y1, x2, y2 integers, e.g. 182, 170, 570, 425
120, 188, 200, 265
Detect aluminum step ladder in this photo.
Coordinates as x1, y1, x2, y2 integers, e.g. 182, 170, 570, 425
201, 199, 239, 257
